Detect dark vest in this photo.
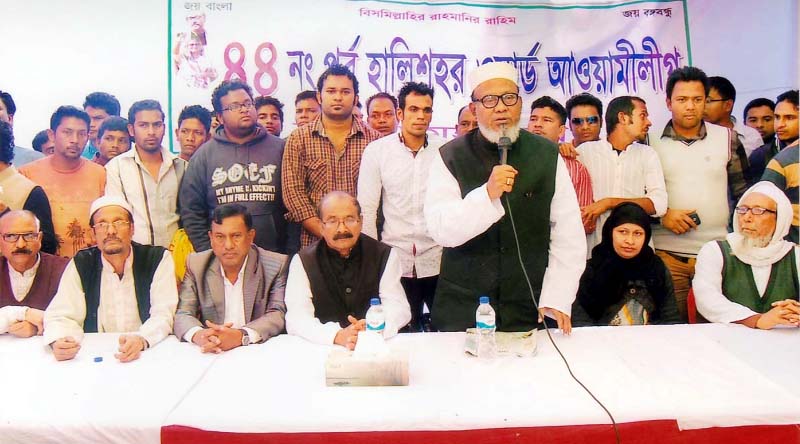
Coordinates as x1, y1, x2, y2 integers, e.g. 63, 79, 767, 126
298, 234, 392, 328
0, 253, 69, 310
719, 240, 799, 313
433, 129, 558, 332
72, 243, 165, 333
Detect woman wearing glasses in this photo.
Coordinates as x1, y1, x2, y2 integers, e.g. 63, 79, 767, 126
693, 182, 800, 329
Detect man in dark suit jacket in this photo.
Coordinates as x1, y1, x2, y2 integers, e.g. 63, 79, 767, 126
174, 203, 287, 352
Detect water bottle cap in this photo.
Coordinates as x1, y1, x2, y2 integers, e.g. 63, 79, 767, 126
370, 298, 380, 305
479, 296, 489, 304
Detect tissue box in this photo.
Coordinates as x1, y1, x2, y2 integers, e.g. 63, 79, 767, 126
325, 349, 409, 387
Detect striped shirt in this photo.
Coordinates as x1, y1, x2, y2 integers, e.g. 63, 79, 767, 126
282, 115, 381, 247
563, 156, 594, 209
762, 145, 799, 244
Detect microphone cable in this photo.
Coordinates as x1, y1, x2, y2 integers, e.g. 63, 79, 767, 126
503, 193, 621, 444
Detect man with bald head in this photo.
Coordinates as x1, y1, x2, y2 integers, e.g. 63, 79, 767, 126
44, 196, 178, 362
694, 182, 799, 329
0, 210, 68, 337
285, 191, 410, 349
455, 105, 477, 137
425, 62, 585, 334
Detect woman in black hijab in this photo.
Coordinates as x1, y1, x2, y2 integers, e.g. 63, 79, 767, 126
572, 202, 681, 326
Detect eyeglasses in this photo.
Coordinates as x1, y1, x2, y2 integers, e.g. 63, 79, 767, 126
734, 206, 776, 216
93, 220, 132, 232
322, 216, 359, 229
705, 97, 728, 104
570, 116, 600, 125
222, 101, 254, 112
1, 232, 40, 243
473, 93, 520, 109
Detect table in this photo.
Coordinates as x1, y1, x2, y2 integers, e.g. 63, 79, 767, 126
161, 324, 800, 443
1, 324, 798, 443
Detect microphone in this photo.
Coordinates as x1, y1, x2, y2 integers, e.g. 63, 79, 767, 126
498, 125, 512, 165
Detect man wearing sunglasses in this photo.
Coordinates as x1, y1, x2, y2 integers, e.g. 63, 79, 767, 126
180, 80, 288, 255
44, 196, 179, 362
0, 210, 68, 337
425, 62, 585, 334
566, 93, 605, 147
694, 182, 799, 329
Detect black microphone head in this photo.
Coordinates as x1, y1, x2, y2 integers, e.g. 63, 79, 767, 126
498, 136, 512, 149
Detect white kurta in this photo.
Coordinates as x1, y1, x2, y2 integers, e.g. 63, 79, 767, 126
424, 150, 586, 317
693, 241, 800, 323
285, 248, 411, 345
43, 250, 179, 347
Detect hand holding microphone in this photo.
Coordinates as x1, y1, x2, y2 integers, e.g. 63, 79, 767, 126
487, 125, 517, 199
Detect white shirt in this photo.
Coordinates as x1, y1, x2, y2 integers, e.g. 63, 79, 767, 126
43, 249, 179, 347
285, 248, 411, 345
424, 149, 586, 318
693, 241, 800, 323
104, 147, 185, 248
357, 134, 444, 278
576, 140, 668, 254
8, 254, 41, 302
733, 119, 765, 157
0, 306, 29, 334
182, 257, 261, 343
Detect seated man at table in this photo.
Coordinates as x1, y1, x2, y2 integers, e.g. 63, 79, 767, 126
694, 182, 799, 329
44, 196, 179, 362
174, 203, 288, 352
285, 191, 410, 349
0, 210, 69, 337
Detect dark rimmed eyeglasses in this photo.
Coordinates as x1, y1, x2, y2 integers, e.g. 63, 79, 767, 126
571, 116, 600, 126
1, 232, 40, 243
734, 206, 776, 216
222, 101, 254, 112
473, 93, 520, 109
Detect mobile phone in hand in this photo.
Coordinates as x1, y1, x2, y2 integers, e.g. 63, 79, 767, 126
688, 212, 701, 226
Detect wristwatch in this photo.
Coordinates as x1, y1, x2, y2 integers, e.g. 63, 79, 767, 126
239, 329, 251, 346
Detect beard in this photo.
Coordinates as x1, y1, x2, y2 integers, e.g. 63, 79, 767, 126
742, 235, 772, 250
478, 122, 520, 144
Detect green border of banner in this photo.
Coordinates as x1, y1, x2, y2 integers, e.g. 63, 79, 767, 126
167, 0, 174, 153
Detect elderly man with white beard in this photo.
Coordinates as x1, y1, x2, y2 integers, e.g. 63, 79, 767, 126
694, 181, 800, 329
424, 62, 586, 333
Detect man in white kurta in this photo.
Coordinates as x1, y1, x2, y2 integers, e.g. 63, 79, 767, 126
44, 196, 178, 362
424, 62, 585, 333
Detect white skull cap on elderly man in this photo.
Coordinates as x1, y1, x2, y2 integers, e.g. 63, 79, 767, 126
89, 195, 133, 221
467, 62, 519, 94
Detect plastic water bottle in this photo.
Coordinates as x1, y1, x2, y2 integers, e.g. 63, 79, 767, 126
366, 298, 386, 336
476, 296, 496, 359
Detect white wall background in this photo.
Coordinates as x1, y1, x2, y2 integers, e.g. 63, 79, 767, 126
1, 0, 797, 149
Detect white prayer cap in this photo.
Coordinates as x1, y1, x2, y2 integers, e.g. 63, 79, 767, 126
89, 195, 133, 221
468, 62, 518, 93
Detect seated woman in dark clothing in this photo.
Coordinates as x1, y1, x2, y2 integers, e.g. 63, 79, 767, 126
572, 202, 681, 326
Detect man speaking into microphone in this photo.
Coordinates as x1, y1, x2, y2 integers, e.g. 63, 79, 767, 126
425, 62, 585, 333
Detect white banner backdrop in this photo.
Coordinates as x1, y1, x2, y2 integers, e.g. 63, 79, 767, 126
169, 0, 689, 147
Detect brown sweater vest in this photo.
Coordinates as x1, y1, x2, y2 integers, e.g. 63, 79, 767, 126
0, 253, 70, 310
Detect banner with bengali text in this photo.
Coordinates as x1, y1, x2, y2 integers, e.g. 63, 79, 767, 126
169, 0, 690, 149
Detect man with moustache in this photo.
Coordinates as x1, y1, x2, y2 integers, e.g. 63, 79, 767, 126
20, 106, 106, 257
455, 105, 478, 137
294, 90, 321, 127
694, 182, 799, 329
650, 66, 750, 322
92, 116, 131, 167
105, 100, 184, 248
44, 197, 178, 362
425, 62, 585, 333
366, 92, 398, 136
569, 96, 667, 255
181, 80, 288, 254
0, 210, 68, 337
283, 64, 381, 248
285, 191, 410, 348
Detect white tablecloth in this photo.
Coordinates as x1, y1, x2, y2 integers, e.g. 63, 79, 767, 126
1, 324, 798, 444
163, 323, 800, 434
0, 334, 218, 444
